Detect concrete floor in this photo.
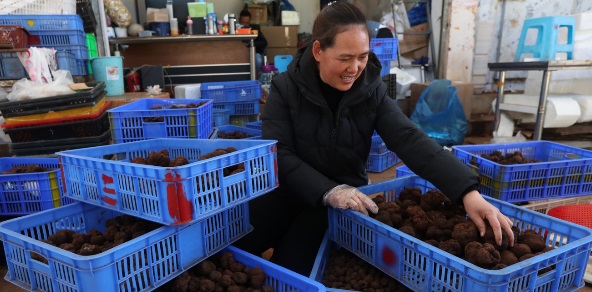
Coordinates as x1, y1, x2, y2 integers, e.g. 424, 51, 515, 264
1, 164, 592, 291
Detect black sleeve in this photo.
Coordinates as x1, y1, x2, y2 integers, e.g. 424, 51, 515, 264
252, 24, 268, 55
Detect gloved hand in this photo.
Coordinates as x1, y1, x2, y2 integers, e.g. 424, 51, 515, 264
323, 185, 379, 216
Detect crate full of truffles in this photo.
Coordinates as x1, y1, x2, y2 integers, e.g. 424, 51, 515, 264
57, 138, 278, 225
108, 98, 214, 144
0, 202, 250, 292
0, 157, 73, 216
328, 175, 592, 292
452, 141, 592, 202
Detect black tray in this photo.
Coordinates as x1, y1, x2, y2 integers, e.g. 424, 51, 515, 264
4, 110, 110, 143
10, 129, 111, 154
0, 82, 106, 118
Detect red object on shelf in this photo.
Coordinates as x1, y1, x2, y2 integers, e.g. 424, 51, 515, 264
125, 71, 141, 92
0, 26, 30, 49
547, 204, 592, 229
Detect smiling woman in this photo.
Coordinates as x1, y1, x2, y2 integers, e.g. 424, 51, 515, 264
234, 1, 515, 278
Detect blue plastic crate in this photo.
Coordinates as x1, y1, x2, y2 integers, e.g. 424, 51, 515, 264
213, 100, 260, 116
0, 15, 84, 32
39, 44, 88, 60
227, 246, 326, 291
55, 51, 87, 76
366, 151, 399, 173
213, 108, 230, 127
57, 138, 278, 225
329, 175, 592, 292
0, 202, 250, 292
370, 133, 388, 154
0, 157, 72, 216
33, 30, 87, 46
380, 60, 390, 77
246, 120, 262, 130
108, 98, 213, 144
370, 38, 398, 61
395, 164, 414, 177
215, 125, 262, 139
0, 52, 27, 80
201, 80, 262, 102
452, 141, 592, 202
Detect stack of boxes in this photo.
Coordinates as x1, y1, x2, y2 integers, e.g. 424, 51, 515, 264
261, 25, 300, 64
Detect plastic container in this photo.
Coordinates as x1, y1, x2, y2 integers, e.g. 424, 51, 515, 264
245, 120, 262, 130
56, 50, 87, 76
76, 0, 97, 33
370, 133, 388, 154
0, 14, 83, 32
379, 60, 390, 77
91, 56, 124, 96
0, 202, 250, 292
0, 51, 27, 80
213, 108, 230, 127
9, 130, 111, 157
0, 26, 29, 49
215, 125, 262, 139
213, 100, 260, 115
108, 98, 214, 143
328, 175, 592, 292
0, 81, 105, 118
366, 151, 399, 173
370, 38, 398, 61
4, 109, 110, 143
1, 0, 77, 15
200, 80, 262, 102
57, 138, 278, 225
452, 141, 592, 202
3, 96, 107, 125
395, 164, 413, 177
0, 157, 72, 216
522, 195, 592, 214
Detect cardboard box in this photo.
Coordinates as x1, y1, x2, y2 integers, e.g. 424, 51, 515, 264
281, 11, 300, 25
266, 47, 299, 63
146, 8, 169, 23
399, 23, 429, 54
401, 45, 429, 60
248, 4, 268, 25
261, 25, 299, 47
409, 81, 474, 120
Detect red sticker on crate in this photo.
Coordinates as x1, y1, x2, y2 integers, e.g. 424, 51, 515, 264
101, 174, 117, 206
166, 172, 193, 225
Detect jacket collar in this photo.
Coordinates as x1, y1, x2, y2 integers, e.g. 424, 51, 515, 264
287, 43, 384, 107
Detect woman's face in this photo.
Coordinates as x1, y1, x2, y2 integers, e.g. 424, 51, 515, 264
313, 25, 369, 91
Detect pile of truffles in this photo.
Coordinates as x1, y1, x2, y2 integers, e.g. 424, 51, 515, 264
32, 215, 161, 263
370, 188, 553, 270
218, 131, 254, 139
144, 102, 208, 122
130, 149, 190, 167
198, 147, 244, 176
471, 150, 541, 166
159, 251, 273, 292
322, 246, 410, 291
2, 164, 50, 174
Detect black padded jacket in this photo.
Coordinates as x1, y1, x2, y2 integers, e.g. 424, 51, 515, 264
261, 43, 479, 207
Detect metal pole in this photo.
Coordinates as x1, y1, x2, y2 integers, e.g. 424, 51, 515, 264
250, 39, 256, 80
97, 0, 110, 57
425, 0, 438, 78
493, 71, 506, 134
534, 70, 551, 141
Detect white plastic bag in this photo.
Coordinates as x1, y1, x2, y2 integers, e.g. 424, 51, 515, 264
17, 47, 55, 83
6, 70, 75, 101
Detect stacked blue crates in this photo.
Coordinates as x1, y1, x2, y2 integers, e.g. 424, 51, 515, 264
367, 132, 400, 173
0, 15, 89, 76
370, 37, 398, 77
201, 80, 262, 126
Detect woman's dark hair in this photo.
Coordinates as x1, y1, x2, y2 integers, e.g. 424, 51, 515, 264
312, 1, 369, 49
240, 9, 251, 18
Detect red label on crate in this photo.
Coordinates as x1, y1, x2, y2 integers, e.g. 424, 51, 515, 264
101, 174, 117, 206
381, 246, 396, 267
166, 172, 193, 225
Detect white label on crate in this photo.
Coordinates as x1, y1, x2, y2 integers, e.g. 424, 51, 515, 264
106, 66, 120, 80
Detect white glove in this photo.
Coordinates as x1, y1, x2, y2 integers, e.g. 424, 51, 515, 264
323, 184, 379, 216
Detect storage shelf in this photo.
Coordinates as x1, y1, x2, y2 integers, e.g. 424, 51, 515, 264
108, 34, 256, 45
498, 103, 537, 114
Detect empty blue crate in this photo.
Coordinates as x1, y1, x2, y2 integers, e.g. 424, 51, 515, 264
215, 125, 262, 139
201, 80, 262, 102
108, 98, 213, 143
57, 138, 278, 225
0, 52, 27, 80
0, 157, 73, 216
329, 175, 592, 292
370, 38, 398, 61
0, 202, 250, 292
370, 133, 388, 154
226, 246, 325, 291
0, 15, 84, 32
213, 108, 230, 126
32, 30, 87, 46
246, 120, 262, 130
395, 164, 414, 177
367, 151, 399, 173
452, 141, 592, 202
56, 51, 87, 76
213, 100, 260, 116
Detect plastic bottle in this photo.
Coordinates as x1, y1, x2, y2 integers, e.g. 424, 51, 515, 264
170, 18, 179, 36
207, 14, 215, 35
186, 16, 193, 35
166, 0, 174, 21
217, 20, 224, 34
229, 14, 236, 35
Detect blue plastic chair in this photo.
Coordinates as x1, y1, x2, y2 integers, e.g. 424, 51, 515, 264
514, 16, 575, 61
274, 55, 293, 73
